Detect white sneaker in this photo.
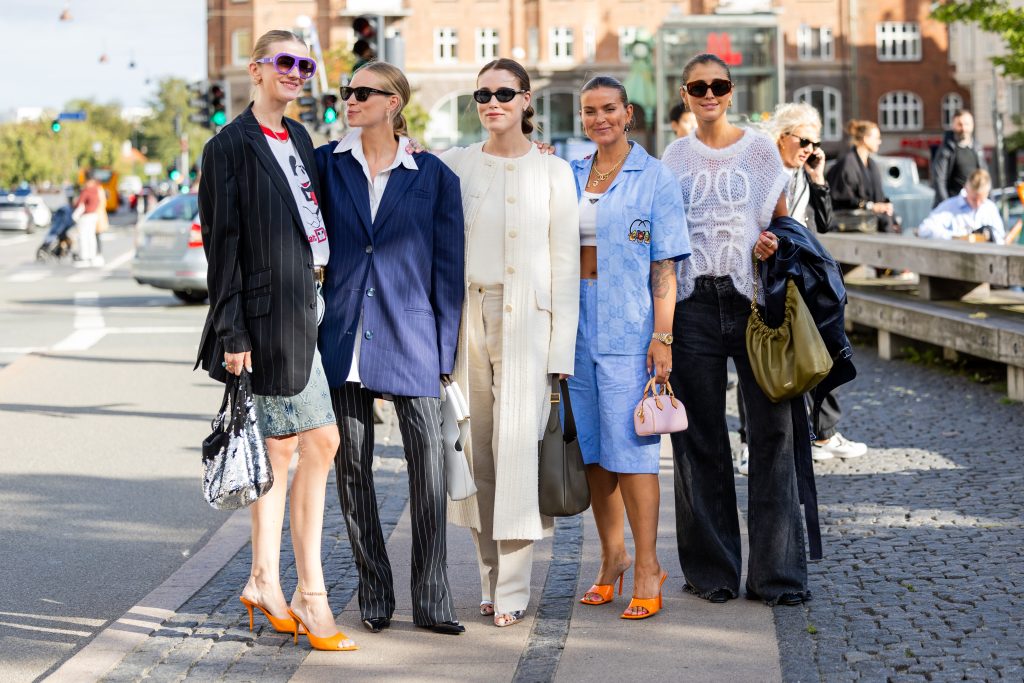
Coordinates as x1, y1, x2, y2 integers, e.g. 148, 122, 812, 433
812, 432, 867, 460
737, 445, 749, 475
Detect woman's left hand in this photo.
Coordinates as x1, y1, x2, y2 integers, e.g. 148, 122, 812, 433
647, 342, 672, 385
805, 149, 826, 185
406, 138, 426, 154
754, 230, 778, 261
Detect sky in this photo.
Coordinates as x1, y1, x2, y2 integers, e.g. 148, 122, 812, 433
1, 0, 205, 112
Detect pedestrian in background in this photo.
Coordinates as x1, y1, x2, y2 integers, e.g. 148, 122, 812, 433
315, 61, 467, 636
72, 175, 101, 267
826, 120, 900, 233
195, 29, 355, 652
442, 58, 580, 628
570, 76, 689, 620
668, 103, 697, 140
918, 168, 1006, 243
663, 53, 810, 606
932, 109, 986, 206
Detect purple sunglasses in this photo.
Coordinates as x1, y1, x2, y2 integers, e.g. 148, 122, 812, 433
255, 52, 317, 79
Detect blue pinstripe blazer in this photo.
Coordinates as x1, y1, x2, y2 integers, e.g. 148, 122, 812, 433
315, 140, 465, 398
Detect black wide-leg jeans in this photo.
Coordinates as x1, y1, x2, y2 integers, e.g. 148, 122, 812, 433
669, 276, 808, 603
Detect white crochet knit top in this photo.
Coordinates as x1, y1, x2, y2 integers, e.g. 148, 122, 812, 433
662, 128, 789, 302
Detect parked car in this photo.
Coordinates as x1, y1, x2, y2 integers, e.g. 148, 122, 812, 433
131, 193, 208, 303
874, 155, 936, 233
0, 194, 38, 232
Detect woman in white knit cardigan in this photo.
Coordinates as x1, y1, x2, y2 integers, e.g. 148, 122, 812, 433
442, 58, 580, 628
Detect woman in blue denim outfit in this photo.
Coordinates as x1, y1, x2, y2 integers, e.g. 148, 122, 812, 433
569, 76, 690, 620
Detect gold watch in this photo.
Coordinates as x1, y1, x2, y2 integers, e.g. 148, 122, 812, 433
652, 332, 673, 346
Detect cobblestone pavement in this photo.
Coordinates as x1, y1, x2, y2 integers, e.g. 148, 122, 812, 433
101, 427, 409, 682
770, 350, 1024, 682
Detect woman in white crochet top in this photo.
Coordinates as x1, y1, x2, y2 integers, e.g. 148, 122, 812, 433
661, 53, 812, 607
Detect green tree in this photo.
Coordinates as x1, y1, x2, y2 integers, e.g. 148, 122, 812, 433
932, 1, 1024, 149
136, 77, 213, 173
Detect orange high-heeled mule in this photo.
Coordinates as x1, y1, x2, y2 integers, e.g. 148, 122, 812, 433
239, 596, 297, 634
580, 571, 625, 605
287, 587, 358, 652
621, 573, 668, 620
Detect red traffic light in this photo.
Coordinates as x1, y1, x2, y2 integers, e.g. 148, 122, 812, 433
352, 16, 376, 38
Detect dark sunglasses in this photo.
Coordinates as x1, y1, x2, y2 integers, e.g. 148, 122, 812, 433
683, 79, 733, 98
254, 52, 316, 79
473, 88, 528, 104
339, 86, 395, 102
786, 133, 821, 150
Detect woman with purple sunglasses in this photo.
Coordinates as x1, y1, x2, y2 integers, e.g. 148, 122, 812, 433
195, 29, 355, 652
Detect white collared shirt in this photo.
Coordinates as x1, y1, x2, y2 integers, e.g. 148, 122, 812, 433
334, 128, 418, 384
333, 128, 418, 222
918, 192, 1005, 243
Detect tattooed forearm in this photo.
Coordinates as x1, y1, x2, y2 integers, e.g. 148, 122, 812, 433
651, 259, 675, 300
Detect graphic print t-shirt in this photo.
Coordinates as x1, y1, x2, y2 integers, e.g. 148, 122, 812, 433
264, 131, 330, 266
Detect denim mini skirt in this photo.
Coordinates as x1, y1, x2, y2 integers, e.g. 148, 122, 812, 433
254, 346, 336, 438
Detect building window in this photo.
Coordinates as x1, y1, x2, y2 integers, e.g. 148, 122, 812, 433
534, 88, 583, 142
1010, 82, 1024, 117
879, 91, 923, 131
619, 26, 640, 62
435, 28, 458, 64
475, 28, 499, 63
583, 26, 596, 63
425, 91, 484, 149
941, 93, 964, 129
231, 29, 251, 66
796, 25, 833, 61
794, 86, 842, 141
550, 27, 574, 63
876, 22, 922, 61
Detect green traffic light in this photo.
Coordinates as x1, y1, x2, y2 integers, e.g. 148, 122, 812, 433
324, 107, 338, 124
169, 169, 182, 182
50, 119, 61, 133
211, 110, 227, 126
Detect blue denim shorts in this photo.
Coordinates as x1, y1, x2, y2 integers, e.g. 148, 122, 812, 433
567, 280, 660, 474
254, 346, 336, 438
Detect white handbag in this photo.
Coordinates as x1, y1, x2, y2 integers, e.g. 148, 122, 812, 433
440, 381, 476, 501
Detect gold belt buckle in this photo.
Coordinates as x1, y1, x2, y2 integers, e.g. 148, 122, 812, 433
550, 393, 560, 404
313, 267, 325, 284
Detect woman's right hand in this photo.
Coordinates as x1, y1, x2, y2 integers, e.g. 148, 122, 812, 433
223, 351, 251, 376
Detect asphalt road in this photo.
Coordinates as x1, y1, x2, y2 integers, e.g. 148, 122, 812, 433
0, 208, 231, 682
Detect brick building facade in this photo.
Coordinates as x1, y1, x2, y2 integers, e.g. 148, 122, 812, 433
208, 0, 970, 166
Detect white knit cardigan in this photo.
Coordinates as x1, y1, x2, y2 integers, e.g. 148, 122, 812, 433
441, 143, 580, 540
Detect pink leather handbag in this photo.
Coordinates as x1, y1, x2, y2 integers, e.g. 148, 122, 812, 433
633, 378, 688, 436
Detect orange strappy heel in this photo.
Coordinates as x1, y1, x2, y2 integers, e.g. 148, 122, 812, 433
580, 571, 625, 605
621, 573, 668, 620
286, 587, 358, 652
239, 596, 297, 634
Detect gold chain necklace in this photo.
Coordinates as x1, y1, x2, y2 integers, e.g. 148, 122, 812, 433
587, 150, 628, 189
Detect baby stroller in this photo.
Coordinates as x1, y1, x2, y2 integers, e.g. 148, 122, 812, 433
36, 206, 75, 262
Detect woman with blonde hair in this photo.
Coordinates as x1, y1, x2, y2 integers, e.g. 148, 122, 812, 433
826, 119, 898, 233
316, 61, 467, 636
196, 29, 355, 651
442, 58, 580, 628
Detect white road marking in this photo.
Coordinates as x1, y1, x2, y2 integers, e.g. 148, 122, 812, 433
0, 621, 93, 638
0, 610, 106, 627
65, 249, 135, 283
51, 291, 107, 351
0, 346, 46, 354
0, 234, 31, 247
6, 270, 51, 283
104, 326, 203, 334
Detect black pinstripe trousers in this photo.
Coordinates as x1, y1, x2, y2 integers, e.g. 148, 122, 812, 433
331, 383, 457, 626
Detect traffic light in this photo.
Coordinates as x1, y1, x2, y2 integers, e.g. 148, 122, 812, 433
297, 80, 318, 124
352, 15, 384, 69
208, 82, 226, 128
169, 167, 182, 182
187, 81, 209, 126
321, 94, 338, 125
50, 118, 61, 133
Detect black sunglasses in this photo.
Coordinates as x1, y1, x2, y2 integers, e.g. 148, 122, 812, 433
473, 88, 527, 104
786, 133, 821, 151
683, 79, 733, 98
339, 86, 395, 102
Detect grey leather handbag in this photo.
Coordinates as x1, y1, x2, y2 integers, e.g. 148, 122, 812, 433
538, 377, 590, 517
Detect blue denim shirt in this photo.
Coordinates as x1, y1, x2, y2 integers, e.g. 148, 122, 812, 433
571, 142, 690, 355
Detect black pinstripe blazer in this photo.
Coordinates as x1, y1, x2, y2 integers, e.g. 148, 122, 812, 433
194, 106, 320, 397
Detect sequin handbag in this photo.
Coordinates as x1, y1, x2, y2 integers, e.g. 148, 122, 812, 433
633, 378, 688, 436
201, 371, 274, 510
